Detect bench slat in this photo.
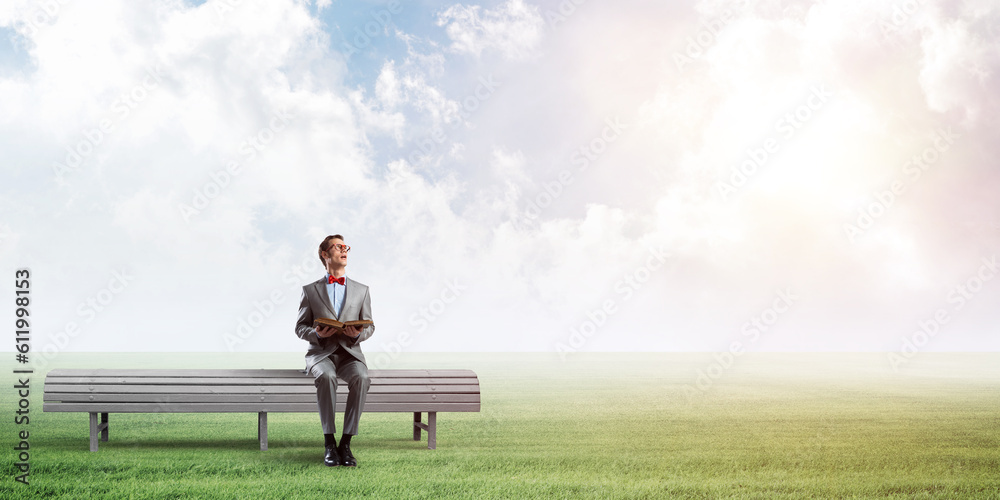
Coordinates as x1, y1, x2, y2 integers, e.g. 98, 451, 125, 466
45, 376, 479, 386
44, 384, 481, 395
43, 402, 481, 413
46, 368, 477, 378
42, 393, 481, 404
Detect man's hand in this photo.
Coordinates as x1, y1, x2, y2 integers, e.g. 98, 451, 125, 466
343, 325, 361, 339
316, 324, 360, 339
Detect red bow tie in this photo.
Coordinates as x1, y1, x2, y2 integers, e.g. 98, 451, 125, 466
328, 276, 345, 285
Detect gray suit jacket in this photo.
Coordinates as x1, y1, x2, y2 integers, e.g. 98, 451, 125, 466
295, 276, 375, 373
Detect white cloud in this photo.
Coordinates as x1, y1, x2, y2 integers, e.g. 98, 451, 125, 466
489, 147, 529, 185
918, 14, 1000, 126
3, 0, 1000, 355
347, 59, 463, 151
375, 60, 402, 108
0, 0, 378, 352
436, 0, 544, 60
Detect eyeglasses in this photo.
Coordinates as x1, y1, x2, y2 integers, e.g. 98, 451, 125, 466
326, 243, 351, 253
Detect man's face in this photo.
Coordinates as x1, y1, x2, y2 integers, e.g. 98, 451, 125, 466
325, 238, 349, 267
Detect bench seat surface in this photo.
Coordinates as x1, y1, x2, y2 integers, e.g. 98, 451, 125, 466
43, 368, 481, 413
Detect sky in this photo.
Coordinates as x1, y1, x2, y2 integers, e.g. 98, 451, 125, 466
1, 0, 998, 362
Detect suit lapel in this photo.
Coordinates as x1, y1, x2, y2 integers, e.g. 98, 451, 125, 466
341, 277, 358, 321
313, 279, 339, 320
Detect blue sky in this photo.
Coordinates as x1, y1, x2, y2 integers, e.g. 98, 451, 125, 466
1, 0, 999, 364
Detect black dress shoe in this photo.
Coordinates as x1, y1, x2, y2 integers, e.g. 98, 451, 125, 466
337, 444, 357, 467
324, 445, 341, 467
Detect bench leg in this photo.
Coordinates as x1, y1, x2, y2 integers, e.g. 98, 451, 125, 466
101, 413, 109, 442
89, 412, 99, 452
412, 411, 437, 449
258, 412, 268, 451
427, 411, 436, 450
90, 412, 111, 451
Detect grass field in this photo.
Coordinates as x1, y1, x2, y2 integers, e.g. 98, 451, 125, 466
2, 352, 999, 499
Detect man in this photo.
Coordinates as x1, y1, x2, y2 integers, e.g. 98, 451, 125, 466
295, 234, 375, 467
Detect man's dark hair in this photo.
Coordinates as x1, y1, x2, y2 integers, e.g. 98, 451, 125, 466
318, 234, 345, 265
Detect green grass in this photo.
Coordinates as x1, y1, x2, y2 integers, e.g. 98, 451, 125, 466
2, 352, 999, 499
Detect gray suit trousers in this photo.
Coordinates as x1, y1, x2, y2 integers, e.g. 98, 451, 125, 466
308, 347, 371, 435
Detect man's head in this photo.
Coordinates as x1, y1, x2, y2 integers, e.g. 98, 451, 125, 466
319, 234, 350, 270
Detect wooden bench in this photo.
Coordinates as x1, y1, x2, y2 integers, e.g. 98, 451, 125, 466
42, 368, 481, 452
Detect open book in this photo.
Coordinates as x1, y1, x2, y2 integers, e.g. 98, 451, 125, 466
313, 317, 374, 333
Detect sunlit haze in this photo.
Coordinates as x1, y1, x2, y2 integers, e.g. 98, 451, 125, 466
1, 0, 998, 358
